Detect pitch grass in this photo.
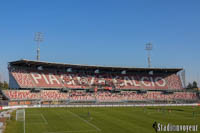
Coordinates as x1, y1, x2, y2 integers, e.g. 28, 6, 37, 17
4, 106, 200, 133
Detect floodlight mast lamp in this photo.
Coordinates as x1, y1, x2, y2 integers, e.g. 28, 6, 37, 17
34, 32, 43, 61
145, 43, 153, 68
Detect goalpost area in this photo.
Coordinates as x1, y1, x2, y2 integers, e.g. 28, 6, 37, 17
4, 106, 200, 133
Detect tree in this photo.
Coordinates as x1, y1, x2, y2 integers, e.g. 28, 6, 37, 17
186, 81, 199, 90
0, 81, 9, 90
3, 81, 9, 89
192, 81, 198, 89
186, 83, 193, 89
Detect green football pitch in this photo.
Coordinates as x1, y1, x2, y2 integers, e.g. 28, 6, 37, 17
4, 106, 200, 133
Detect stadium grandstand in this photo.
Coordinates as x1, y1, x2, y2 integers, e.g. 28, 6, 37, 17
0, 59, 199, 106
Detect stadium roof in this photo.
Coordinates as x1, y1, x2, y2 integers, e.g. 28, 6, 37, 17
9, 59, 183, 73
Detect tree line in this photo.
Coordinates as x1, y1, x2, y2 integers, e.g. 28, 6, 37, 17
0, 81, 9, 90
186, 81, 199, 90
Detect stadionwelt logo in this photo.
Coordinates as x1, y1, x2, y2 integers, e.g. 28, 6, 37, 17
152, 122, 198, 132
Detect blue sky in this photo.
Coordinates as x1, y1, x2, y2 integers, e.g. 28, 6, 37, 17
0, 0, 200, 85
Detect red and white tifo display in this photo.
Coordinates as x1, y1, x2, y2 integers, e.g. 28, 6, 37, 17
10, 68, 182, 90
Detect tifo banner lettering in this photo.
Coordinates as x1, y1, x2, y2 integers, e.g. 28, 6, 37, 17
10, 69, 182, 89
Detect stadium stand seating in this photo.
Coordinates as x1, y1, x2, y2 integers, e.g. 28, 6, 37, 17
96, 91, 198, 102
3, 90, 40, 100
10, 68, 183, 90
95, 92, 122, 102
3, 90, 68, 101
11, 68, 35, 88
2, 90, 198, 103
5, 61, 198, 105
41, 90, 69, 101
70, 91, 95, 101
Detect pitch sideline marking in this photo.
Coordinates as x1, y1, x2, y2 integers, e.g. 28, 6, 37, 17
44, 129, 98, 133
27, 114, 41, 116
41, 113, 48, 124
67, 110, 101, 132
